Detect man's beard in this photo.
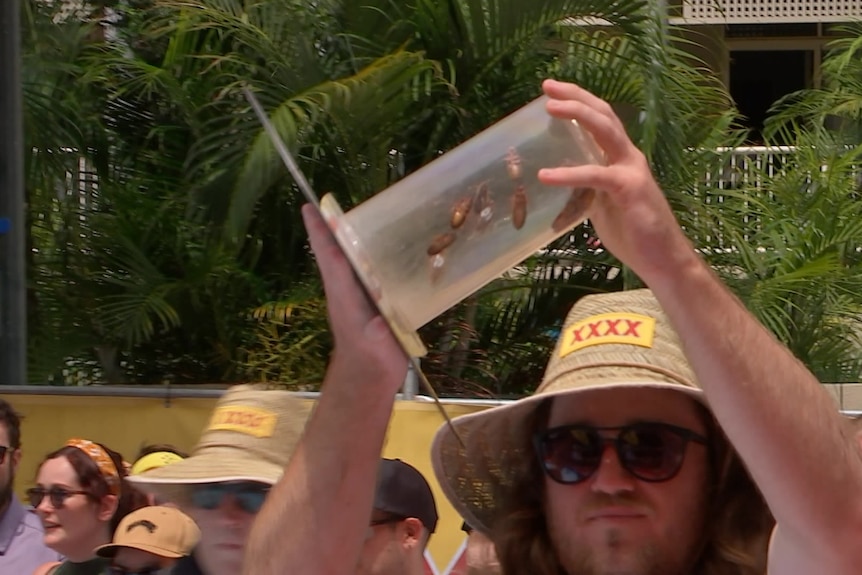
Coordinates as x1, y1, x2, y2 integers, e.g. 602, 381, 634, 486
553, 526, 685, 575
0, 470, 14, 512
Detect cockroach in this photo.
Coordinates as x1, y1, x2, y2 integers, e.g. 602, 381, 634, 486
429, 253, 446, 283
511, 185, 527, 230
471, 181, 494, 230
476, 205, 493, 232
552, 188, 595, 232
473, 181, 491, 213
450, 196, 473, 229
505, 147, 523, 180
427, 232, 456, 256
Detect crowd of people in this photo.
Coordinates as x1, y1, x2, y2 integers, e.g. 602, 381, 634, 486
0, 387, 469, 575
3, 78, 862, 575
0, 401, 201, 575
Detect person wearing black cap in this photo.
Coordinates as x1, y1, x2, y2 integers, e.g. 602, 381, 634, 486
356, 459, 438, 575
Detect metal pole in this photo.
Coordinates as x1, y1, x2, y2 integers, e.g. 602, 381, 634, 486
0, 0, 27, 385
402, 358, 419, 400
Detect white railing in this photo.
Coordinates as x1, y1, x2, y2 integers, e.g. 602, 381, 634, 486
674, 0, 862, 24
706, 145, 797, 190
696, 146, 798, 247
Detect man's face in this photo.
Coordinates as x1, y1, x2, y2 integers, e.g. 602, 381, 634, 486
542, 387, 711, 575
183, 481, 269, 575
111, 547, 175, 574
355, 512, 422, 575
0, 423, 20, 512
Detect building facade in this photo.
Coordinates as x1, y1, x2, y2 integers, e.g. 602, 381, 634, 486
670, 0, 862, 141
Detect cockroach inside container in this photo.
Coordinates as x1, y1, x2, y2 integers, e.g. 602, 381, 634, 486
552, 188, 595, 232
511, 185, 527, 230
427, 232, 456, 256
450, 195, 473, 229
505, 147, 523, 180
427, 232, 456, 283
429, 253, 446, 283
473, 182, 494, 230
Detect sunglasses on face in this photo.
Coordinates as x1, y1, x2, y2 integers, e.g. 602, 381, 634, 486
0, 446, 9, 464
191, 482, 270, 514
26, 486, 90, 509
534, 422, 708, 485
108, 567, 167, 575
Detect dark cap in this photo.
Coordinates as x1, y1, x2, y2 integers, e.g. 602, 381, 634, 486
373, 459, 439, 533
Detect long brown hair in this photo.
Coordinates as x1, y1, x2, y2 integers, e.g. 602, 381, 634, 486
492, 398, 774, 575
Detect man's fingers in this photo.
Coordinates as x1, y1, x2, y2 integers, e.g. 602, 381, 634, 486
545, 98, 631, 165
302, 204, 375, 329
538, 164, 623, 193
542, 79, 619, 123
302, 203, 335, 252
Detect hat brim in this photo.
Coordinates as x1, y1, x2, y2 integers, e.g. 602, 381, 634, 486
127, 448, 282, 503
95, 542, 185, 559
431, 381, 706, 535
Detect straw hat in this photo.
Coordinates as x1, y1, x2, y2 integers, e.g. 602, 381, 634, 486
128, 385, 313, 503
431, 289, 706, 534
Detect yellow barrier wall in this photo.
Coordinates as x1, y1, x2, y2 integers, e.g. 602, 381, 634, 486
4, 392, 493, 574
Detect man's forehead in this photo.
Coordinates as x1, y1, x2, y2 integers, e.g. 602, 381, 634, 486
547, 387, 706, 429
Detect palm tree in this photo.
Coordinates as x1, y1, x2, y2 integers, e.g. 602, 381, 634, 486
765, 23, 862, 143
695, 127, 862, 383
23, 0, 747, 393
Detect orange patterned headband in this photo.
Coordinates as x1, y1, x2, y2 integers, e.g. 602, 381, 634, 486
65, 438, 121, 495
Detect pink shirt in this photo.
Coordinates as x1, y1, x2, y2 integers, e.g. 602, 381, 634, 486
0, 496, 63, 574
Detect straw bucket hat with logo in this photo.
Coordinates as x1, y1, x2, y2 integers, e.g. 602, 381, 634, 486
431, 288, 708, 535
128, 385, 313, 503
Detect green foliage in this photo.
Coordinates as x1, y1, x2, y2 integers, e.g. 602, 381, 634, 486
237, 292, 332, 389
696, 130, 862, 382
766, 23, 862, 142
28, 0, 860, 393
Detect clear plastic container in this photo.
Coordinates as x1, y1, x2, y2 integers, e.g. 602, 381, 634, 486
321, 95, 603, 357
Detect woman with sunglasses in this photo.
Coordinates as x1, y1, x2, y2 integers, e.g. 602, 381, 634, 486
29, 438, 148, 575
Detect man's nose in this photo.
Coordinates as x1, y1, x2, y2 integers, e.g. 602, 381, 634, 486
217, 494, 249, 522
589, 443, 638, 495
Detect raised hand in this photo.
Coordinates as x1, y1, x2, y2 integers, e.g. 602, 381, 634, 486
538, 79, 699, 287
302, 204, 408, 395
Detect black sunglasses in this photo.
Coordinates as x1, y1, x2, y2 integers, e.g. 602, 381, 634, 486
534, 422, 708, 484
108, 567, 165, 575
26, 486, 91, 509
0, 446, 9, 465
191, 482, 270, 514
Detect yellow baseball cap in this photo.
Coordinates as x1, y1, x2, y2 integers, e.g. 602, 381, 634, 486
96, 506, 200, 558
130, 452, 184, 476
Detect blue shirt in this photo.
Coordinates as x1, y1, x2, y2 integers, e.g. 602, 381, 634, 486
0, 495, 63, 574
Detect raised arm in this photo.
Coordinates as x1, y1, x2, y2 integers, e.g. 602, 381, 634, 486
242, 205, 408, 575
537, 78, 862, 575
